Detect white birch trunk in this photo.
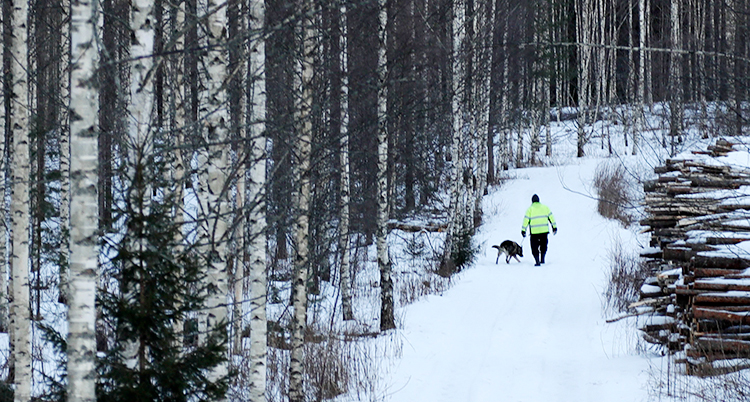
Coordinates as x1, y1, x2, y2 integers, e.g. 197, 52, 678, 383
338, 0, 353, 322
669, 0, 682, 154
201, 0, 231, 391
443, 0, 465, 270
67, 1, 99, 400
288, 1, 314, 399
635, 0, 646, 155
499, 10, 511, 169
0, 0, 6, 331
124, 0, 155, 372
129, 0, 154, 148
59, 0, 72, 306
376, 0, 393, 332
9, 0, 32, 399
575, 0, 590, 157
247, 0, 267, 398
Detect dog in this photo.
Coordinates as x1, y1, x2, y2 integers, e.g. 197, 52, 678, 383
492, 240, 523, 264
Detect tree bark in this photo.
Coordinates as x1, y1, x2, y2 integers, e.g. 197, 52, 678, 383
376, 0, 394, 332
67, 1, 99, 400
9, 0, 32, 399
200, 0, 231, 394
288, 0, 315, 398
247, 0, 268, 398
442, 0, 465, 273
338, 0, 353, 322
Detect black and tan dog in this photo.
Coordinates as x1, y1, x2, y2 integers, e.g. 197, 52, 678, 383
492, 240, 523, 264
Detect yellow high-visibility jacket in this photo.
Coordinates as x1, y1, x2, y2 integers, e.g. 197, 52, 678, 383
522, 202, 557, 235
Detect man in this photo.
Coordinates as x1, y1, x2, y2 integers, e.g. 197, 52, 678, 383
521, 194, 557, 266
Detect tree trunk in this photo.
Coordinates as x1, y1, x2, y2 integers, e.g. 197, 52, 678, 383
376, 0, 394, 332
9, 0, 32, 398
59, 0, 72, 307
442, 0, 465, 274
669, 0, 682, 156
67, 1, 99, 400
575, 0, 590, 158
247, 0, 268, 398
227, 0, 245, 358
635, 0, 646, 155
200, 0, 231, 394
0, 0, 6, 332
288, 0, 315, 399
338, 0, 353, 322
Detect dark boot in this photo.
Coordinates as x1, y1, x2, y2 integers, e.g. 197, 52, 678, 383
541, 253, 546, 264
532, 251, 540, 266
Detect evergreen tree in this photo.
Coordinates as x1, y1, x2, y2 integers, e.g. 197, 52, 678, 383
96, 141, 230, 402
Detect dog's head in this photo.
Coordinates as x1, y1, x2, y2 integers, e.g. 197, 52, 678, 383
517, 246, 523, 257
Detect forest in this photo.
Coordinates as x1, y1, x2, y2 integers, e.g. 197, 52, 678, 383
0, 0, 748, 400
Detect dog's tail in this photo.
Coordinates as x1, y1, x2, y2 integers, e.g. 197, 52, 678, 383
492, 245, 501, 250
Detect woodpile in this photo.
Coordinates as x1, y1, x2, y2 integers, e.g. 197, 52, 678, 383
638, 139, 750, 373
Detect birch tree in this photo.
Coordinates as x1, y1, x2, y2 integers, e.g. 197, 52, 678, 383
668, 0, 682, 155
67, 0, 99, 400
0, 0, 7, 331
200, 0, 231, 392
575, 0, 591, 157
635, 0, 646, 155
9, 0, 32, 398
246, 0, 268, 398
289, 0, 315, 398
376, 0, 394, 332
59, 0, 72, 305
338, 0, 353, 322
441, 0, 465, 275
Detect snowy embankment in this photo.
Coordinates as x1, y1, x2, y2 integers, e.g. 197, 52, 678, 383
384, 159, 662, 402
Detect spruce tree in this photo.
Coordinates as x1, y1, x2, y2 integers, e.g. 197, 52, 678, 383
97, 142, 230, 402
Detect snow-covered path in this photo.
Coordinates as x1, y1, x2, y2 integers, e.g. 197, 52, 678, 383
386, 160, 656, 401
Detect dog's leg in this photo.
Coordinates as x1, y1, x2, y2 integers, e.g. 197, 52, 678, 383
514, 255, 522, 263
506, 254, 511, 264
495, 250, 500, 264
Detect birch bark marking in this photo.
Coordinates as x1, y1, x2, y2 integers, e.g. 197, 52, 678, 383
129, 0, 155, 157
202, 0, 231, 390
338, 0, 353, 322
68, 1, 99, 401
9, 0, 32, 399
59, 0, 72, 306
288, 0, 314, 398
669, 0, 682, 155
121, 0, 155, 373
376, 0, 394, 332
247, 0, 268, 398
575, 0, 590, 157
635, 0, 646, 155
442, 0, 465, 273
0, 0, 6, 332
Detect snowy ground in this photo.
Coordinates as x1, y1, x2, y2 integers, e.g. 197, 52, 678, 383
374, 108, 722, 401
383, 159, 663, 401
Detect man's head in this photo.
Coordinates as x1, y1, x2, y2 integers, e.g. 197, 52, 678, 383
532, 194, 539, 203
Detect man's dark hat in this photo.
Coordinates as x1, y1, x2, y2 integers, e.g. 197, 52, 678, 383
532, 194, 539, 203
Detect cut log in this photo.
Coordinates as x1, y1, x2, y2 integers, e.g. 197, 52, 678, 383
695, 292, 750, 305
692, 255, 750, 270
694, 307, 750, 324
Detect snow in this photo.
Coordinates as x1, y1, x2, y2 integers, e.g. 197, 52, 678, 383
383, 159, 661, 401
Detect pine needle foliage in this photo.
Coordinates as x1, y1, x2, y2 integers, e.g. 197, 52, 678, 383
96, 142, 230, 402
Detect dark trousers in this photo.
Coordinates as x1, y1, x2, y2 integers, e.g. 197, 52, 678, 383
530, 232, 548, 264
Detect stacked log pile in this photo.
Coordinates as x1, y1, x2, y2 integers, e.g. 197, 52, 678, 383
638, 139, 750, 373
